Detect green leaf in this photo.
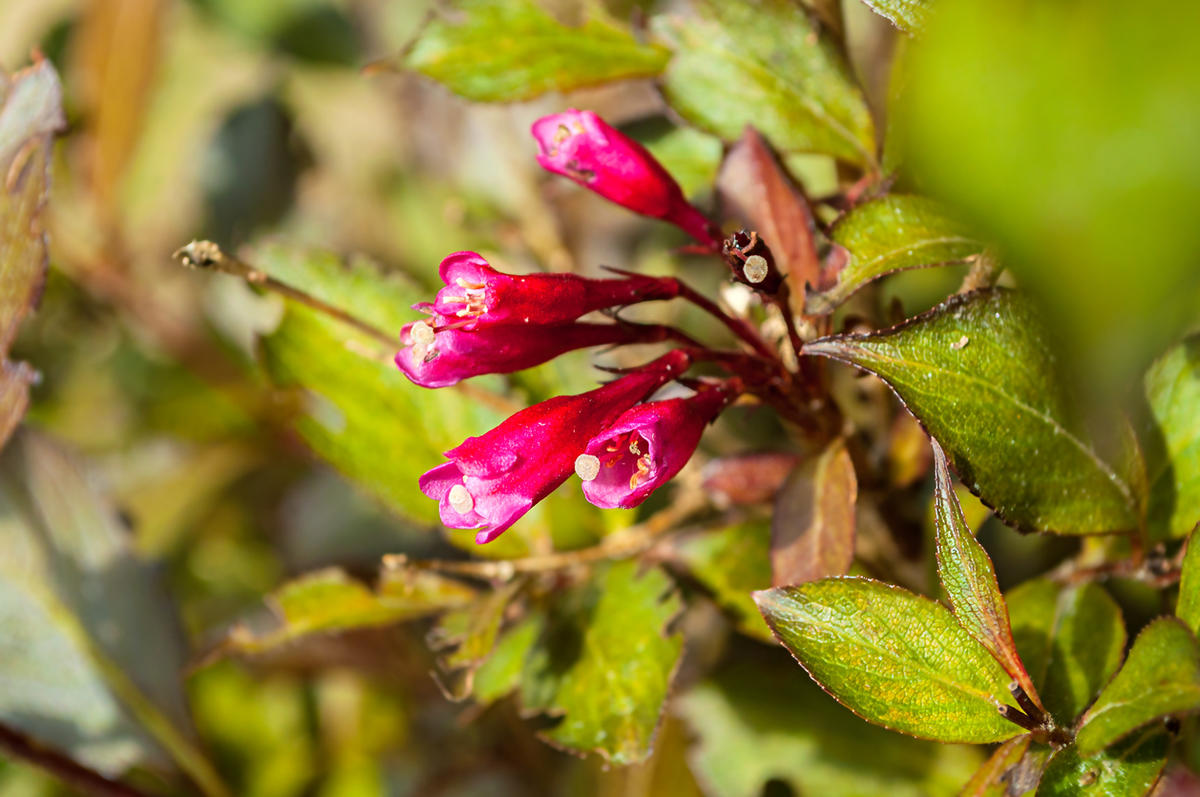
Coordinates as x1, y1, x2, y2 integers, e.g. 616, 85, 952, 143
804, 289, 1137, 534
0, 59, 63, 451
858, 0, 933, 35
1007, 579, 1125, 725
755, 577, 1021, 742
898, 0, 1200, 406
655, 0, 876, 168
0, 432, 213, 783
770, 437, 857, 586
960, 734, 1031, 797
1145, 335, 1200, 539
932, 439, 1038, 706
806, 195, 983, 314
428, 579, 523, 700
1076, 618, 1200, 755
405, 0, 668, 102
670, 520, 773, 640
520, 559, 682, 765
473, 612, 543, 706
628, 119, 723, 199
1036, 726, 1168, 797
1177, 527, 1200, 635
677, 659, 982, 797
222, 566, 477, 656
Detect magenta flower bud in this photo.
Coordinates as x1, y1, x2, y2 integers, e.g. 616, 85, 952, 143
396, 317, 673, 388
531, 110, 720, 246
577, 382, 738, 509
432, 251, 681, 330
419, 351, 692, 543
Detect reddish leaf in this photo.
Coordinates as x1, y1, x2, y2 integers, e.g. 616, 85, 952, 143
716, 126, 820, 290
770, 438, 857, 586
933, 439, 1042, 710
701, 451, 798, 505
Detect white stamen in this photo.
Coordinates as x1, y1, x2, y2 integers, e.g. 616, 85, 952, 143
448, 484, 474, 514
574, 454, 601, 482
410, 321, 436, 345
743, 255, 769, 284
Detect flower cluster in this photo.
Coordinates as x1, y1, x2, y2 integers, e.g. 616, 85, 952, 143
399, 109, 796, 543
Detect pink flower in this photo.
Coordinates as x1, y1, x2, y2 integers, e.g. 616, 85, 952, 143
396, 317, 674, 388
419, 350, 693, 543
576, 382, 739, 509
531, 110, 721, 247
431, 251, 681, 330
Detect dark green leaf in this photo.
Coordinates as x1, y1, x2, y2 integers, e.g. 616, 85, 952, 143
655, 0, 876, 168
859, 0, 933, 35
1076, 618, 1200, 755
222, 566, 477, 656
0, 59, 63, 451
1145, 335, 1200, 539
755, 577, 1021, 742
520, 560, 682, 764
1007, 579, 1125, 725
770, 437, 857, 586
899, 0, 1200, 406
472, 612, 543, 706
804, 289, 1137, 534
960, 734, 1031, 797
806, 194, 982, 314
670, 520, 773, 640
932, 439, 1038, 705
1177, 526, 1200, 635
1036, 726, 1168, 797
677, 659, 982, 797
405, 0, 668, 102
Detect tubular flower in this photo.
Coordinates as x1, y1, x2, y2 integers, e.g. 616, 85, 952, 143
419, 350, 692, 543
396, 317, 675, 388
531, 109, 721, 247
575, 381, 740, 509
431, 251, 681, 330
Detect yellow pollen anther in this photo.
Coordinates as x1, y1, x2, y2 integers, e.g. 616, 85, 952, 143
629, 454, 652, 491
574, 454, 601, 482
554, 124, 572, 145
448, 484, 474, 515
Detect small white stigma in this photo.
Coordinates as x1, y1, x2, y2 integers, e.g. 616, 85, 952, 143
574, 454, 601, 482
742, 255, 769, 284
448, 484, 474, 514
410, 321, 436, 345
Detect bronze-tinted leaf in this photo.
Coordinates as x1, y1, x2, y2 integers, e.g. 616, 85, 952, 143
770, 438, 857, 586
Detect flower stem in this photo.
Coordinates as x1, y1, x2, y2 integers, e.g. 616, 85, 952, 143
676, 281, 778, 362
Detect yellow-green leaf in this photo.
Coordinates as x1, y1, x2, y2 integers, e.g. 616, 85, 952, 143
804, 289, 1136, 534
859, 0, 933, 35
1145, 334, 1200, 539
1177, 526, 1200, 636
1037, 726, 1168, 797
755, 577, 1021, 743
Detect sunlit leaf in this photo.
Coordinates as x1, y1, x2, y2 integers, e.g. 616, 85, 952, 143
1177, 526, 1200, 636
1145, 335, 1200, 539
670, 520, 773, 640
1076, 618, 1200, 755
770, 437, 856, 586
656, 0, 876, 168
0, 59, 63, 451
520, 560, 682, 765
806, 194, 982, 314
428, 579, 523, 700
405, 0, 668, 102
221, 565, 477, 656
677, 659, 982, 797
1037, 726, 1168, 797
960, 733, 1031, 797
804, 289, 1137, 534
858, 0, 933, 35
472, 611, 543, 706
932, 439, 1038, 706
755, 577, 1021, 742
1006, 579, 1125, 725
716, 126, 820, 288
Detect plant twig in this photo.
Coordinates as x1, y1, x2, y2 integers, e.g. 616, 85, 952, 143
0, 722, 157, 797
676, 281, 778, 362
383, 490, 709, 580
